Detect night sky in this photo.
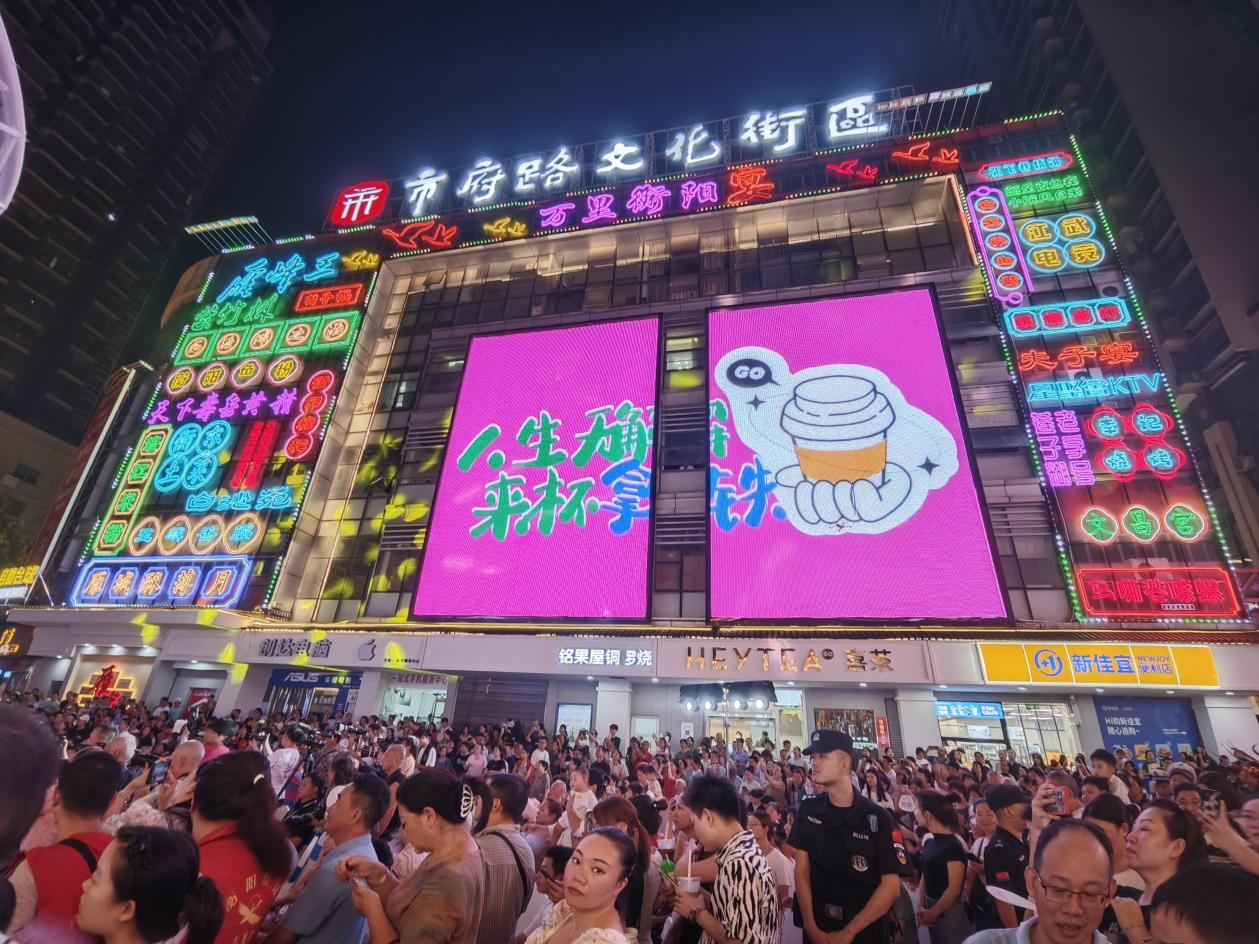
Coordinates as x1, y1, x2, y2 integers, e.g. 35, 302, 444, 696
197, 2, 968, 236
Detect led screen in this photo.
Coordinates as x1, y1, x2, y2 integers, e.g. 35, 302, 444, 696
414, 318, 659, 619
708, 290, 1006, 621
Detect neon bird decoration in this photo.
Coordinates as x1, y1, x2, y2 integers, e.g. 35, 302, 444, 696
381, 220, 459, 251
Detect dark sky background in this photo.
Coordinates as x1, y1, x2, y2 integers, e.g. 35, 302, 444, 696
134, 2, 976, 359
197, 1, 968, 236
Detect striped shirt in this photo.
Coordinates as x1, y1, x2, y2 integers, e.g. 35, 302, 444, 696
704, 830, 781, 944
475, 824, 536, 944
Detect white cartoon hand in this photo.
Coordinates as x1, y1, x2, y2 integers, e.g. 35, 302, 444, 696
780, 463, 912, 525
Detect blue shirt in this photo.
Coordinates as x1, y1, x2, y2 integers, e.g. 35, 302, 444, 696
281, 832, 378, 944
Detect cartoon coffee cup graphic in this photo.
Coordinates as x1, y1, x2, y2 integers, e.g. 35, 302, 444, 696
781, 376, 895, 485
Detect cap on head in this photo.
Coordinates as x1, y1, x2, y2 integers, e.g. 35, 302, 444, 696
1168, 762, 1196, 783
803, 729, 854, 758
985, 783, 1031, 813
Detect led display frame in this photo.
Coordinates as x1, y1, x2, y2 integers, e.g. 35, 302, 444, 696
706, 287, 1009, 624
412, 317, 662, 622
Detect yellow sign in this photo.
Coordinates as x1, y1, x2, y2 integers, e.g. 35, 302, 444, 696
0, 564, 37, 587
978, 642, 1218, 689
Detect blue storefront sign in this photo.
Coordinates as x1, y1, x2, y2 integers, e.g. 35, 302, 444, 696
936, 700, 1005, 720
1094, 696, 1200, 762
268, 668, 361, 713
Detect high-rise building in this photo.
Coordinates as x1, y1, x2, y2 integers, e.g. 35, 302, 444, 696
9, 83, 1259, 759
931, 0, 1259, 563
0, 1, 273, 446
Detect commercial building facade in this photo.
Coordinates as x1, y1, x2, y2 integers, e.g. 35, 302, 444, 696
11, 84, 1259, 761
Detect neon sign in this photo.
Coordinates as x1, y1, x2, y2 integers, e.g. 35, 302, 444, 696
284, 370, 336, 461
1004, 298, 1132, 338
71, 555, 253, 608
967, 186, 1034, 306
977, 150, 1074, 182
1018, 213, 1106, 273
173, 311, 360, 366
1016, 340, 1141, 372
293, 282, 365, 313
1078, 503, 1207, 545
330, 180, 389, 226
94, 424, 171, 555
229, 420, 281, 490
1075, 565, 1241, 619
214, 252, 340, 304
1024, 372, 1163, 403
727, 166, 774, 206
1028, 410, 1093, 488
1001, 173, 1085, 209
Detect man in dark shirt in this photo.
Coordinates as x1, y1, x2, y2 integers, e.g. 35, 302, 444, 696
983, 783, 1032, 929
789, 730, 908, 944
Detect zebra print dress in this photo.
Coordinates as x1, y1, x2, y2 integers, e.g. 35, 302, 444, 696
704, 830, 781, 944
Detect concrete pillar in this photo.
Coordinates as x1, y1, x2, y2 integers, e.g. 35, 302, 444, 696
595, 679, 633, 736
350, 671, 383, 719
215, 664, 270, 715
895, 688, 940, 752
1192, 693, 1259, 756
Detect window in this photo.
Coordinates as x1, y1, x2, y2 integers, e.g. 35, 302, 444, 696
11, 463, 39, 486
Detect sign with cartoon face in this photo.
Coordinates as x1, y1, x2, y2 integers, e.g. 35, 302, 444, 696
707, 290, 1007, 621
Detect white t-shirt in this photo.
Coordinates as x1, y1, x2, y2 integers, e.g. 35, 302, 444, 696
269, 747, 300, 794
766, 846, 792, 894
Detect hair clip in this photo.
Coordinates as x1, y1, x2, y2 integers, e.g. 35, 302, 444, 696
459, 783, 475, 820
253, 773, 265, 785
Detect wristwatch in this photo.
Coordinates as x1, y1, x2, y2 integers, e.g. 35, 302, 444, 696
688, 905, 704, 922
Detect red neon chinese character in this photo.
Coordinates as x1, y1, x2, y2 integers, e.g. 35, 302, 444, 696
230, 420, 280, 490
1055, 344, 1096, 369
1097, 341, 1140, 366
1143, 579, 1169, 604
1115, 579, 1143, 605
891, 141, 931, 164
828, 159, 858, 178
727, 166, 775, 206
1167, 579, 1194, 603
827, 159, 879, 185
330, 180, 389, 226
1193, 578, 1225, 603
1085, 578, 1117, 602
1017, 350, 1057, 372
929, 147, 960, 171
293, 282, 365, 313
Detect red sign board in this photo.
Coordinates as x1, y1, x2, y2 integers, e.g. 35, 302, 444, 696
1075, 565, 1242, 619
875, 715, 891, 750
330, 180, 389, 226
293, 282, 365, 313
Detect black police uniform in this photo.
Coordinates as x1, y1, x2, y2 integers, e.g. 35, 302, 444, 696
789, 790, 908, 944
983, 826, 1030, 925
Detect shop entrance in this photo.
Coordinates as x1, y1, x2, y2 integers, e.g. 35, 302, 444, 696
705, 710, 778, 749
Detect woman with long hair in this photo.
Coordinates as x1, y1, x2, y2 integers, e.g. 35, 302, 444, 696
588, 796, 654, 944
338, 768, 491, 943
193, 751, 295, 944
1112, 799, 1207, 943
914, 791, 972, 944
859, 768, 894, 810
525, 828, 636, 944
76, 826, 223, 944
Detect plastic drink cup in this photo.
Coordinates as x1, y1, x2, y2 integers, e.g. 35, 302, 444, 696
676, 875, 701, 894
781, 375, 895, 484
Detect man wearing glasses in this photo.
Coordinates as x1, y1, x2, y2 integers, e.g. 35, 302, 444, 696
964, 818, 1115, 944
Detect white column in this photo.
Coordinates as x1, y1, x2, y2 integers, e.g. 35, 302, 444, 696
1192, 693, 1259, 756
215, 664, 271, 715
351, 671, 383, 718
895, 688, 940, 753
595, 679, 633, 736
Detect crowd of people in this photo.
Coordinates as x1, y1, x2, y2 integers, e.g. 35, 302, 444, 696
1, 685, 1258, 944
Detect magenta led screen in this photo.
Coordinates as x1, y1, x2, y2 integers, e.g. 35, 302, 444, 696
708, 290, 1006, 621
414, 318, 659, 619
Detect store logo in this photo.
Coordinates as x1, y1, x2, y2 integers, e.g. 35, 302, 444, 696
357, 639, 377, 662
1033, 648, 1064, 678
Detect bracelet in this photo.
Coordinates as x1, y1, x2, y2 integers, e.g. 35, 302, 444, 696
688, 906, 703, 922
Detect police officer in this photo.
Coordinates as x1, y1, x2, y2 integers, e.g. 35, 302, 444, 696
789, 729, 908, 944
982, 783, 1032, 929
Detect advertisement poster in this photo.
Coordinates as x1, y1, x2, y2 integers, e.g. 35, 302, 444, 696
814, 707, 877, 748
708, 290, 1006, 620
1094, 696, 1200, 763
415, 318, 659, 619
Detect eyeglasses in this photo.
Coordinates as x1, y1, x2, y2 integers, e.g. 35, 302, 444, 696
1035, 873, 1108, 908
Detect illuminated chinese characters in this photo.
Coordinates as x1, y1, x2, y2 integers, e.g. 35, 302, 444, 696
967, 154, 1242, 621
72, 244, 381, 608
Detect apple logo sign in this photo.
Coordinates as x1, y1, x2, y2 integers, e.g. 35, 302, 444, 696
358, 639, 377, 662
